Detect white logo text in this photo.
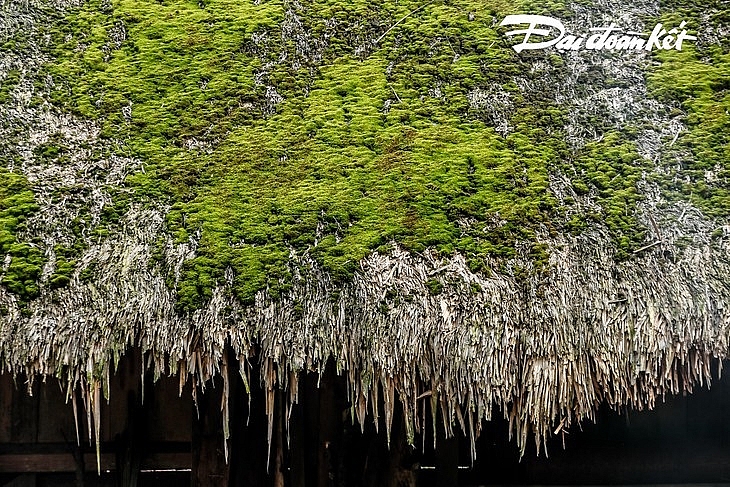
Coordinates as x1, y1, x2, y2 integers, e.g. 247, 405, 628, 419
500, 15, 697, 53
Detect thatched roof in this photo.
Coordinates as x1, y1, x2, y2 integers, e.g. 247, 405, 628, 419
1, 0, 728, 463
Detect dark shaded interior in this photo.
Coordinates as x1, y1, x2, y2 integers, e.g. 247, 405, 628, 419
1, 354, 729, 486
461, 367, 730, 485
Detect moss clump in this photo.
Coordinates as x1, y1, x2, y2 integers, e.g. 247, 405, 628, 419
49, 245, 80, 290
426, 279, 444, 296
566, 132, 648, 258
0, 168, 42, 301
32, 138, 68, 162
0, 69, 21, 104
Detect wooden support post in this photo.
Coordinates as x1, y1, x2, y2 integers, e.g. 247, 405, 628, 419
288, 389, 306, 487
272, 389, 285, 487
317, 361, 343, 487
435, 419, 459, 487
191, 379, 229, 487
303, 371, 321, 487
386, 404, 418, 487
228, 355, 271, 487
116, 390, 146, 487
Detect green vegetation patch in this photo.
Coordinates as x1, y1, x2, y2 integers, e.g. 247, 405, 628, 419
0, 69, 21, 104
648, 5, 730, 217
0, 167, 42, 302
0, 0, 674, 310
565, 132, 648, 258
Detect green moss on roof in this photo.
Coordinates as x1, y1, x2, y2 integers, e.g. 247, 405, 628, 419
649, 8, 730, 218
42, 0, 576, 309
569, 132, 648, 258
1, 0, 724, 310
0, 69, 21, 104
0, 167, 42, 303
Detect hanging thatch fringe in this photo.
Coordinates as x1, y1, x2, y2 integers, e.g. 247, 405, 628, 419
1, 202, 729, 460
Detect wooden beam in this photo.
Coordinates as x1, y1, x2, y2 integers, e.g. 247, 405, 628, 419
0, 453, 190, 473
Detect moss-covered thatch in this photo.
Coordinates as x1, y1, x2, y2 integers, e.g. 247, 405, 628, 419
0, 0, 728, 462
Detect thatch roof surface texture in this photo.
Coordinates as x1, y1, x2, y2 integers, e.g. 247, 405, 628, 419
1, 0, 729, 461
